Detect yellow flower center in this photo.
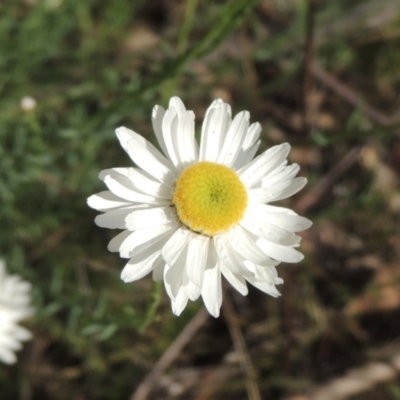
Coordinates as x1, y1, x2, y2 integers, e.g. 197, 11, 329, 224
172, 162, 248, 236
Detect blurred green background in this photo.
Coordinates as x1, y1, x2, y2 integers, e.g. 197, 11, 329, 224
1, 0, 400, 399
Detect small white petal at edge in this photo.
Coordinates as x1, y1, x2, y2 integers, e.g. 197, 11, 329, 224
201, 263, 222, 318
121, 252, 161, 282
257, 238, 304, 263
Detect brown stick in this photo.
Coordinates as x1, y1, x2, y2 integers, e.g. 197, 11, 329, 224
222, 288, 262, 400
295, 62, 398, 214
130, 308, 208, 400
284, 343, 400, 400
311, 63, 393, 126
295, 146, 362, 214
303, 0, 317, 133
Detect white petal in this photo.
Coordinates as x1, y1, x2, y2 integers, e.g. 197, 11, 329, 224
239, 143, 291, 188
163, 264, 175, 299
251, 256, 281, 268
243, 140, 261, 164
243, 122, 261, 149
104, 174, 169, 205
248, 179, 294, 204
217, 111, 250, 167
115, 126, 136, 152
128, 168, 172, 198
87, 191, 130, 212
161, 228, 191, 267
234, 140, 261, 171
214, 235, 246, 276
121, 251, 161, 282
116, 126, 169, 169
270, 177, 308, 202
108, 230, 132, 252
161, 107, 181, 167
256, 265, 283, 285
125, 207, 177, 231
213, 235, 242, 275
199, 101, 231, 162
185, 234, 210, 287
119, 222, 179, 258
119, 128, 176, 185
12, 325, 32, 341
184, 275, 202, 301
247, 278, 281, 297
0, 334, 22, 351
201, 263, 222, 318
248, 265, 283, 297
0, 260, 5, 282
220, 262, 248, 296
169, 96, 186, 115
95, 207, 144, 229
99, 167, 130, 181
234, 122, 262, 171
164, 239, 190, 299
152, 105, 168, 156
261, 163, 300, 188
253, 204, 313, 232
162, 229, 195, 299
0, 348, 17, 364
241, 208, 301, 246
227, 225, 268, 265
131, 232, 173, 263
171, 286, 189, 316
257, 238, 304, 263
175, 111, 198, 166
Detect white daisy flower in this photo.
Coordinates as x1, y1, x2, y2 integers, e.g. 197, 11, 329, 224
0, 260, 34, 364
88, 97, 312, 317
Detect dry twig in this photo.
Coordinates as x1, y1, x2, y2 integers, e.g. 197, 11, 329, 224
285, 343, 400, 400
295, 63, 399, 213
295, 146, 362, 214
303, 0, 317, 133
222, 288, 262, 400
311, 63, 393, 126
130, 308, 209, 400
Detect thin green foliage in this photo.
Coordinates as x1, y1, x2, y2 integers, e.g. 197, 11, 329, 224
142, 0, 260, 94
